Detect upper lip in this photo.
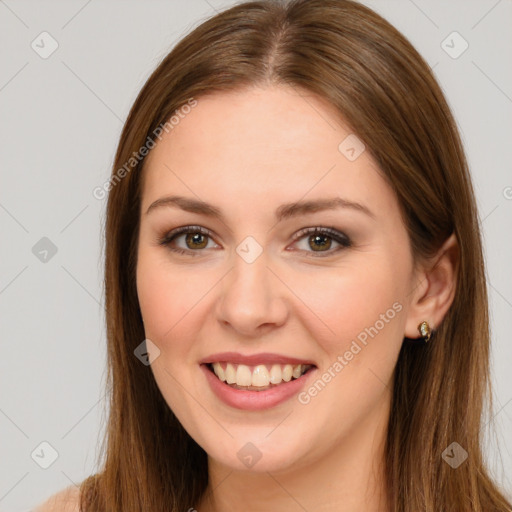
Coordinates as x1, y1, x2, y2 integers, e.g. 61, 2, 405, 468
199, 352, 317, 367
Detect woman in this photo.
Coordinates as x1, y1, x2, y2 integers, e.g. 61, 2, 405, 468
36, 0, 512, 510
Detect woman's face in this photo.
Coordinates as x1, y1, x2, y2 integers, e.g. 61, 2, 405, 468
136, 85, 418, 473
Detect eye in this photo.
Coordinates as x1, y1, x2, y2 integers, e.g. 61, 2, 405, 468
158, 225, 217, 257
289, 226, 351, 257
158, 225, 351, 258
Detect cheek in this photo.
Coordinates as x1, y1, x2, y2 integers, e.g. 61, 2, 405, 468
136, 249, 224, 362
136, 250, 190, 346
294, 261, 407, 431
136, 242, 197, 325
137, 250, 408, 351
307, 260, 405, 355
137, 261, 173, 336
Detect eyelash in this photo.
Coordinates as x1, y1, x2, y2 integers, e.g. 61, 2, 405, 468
157, 225, 351, 258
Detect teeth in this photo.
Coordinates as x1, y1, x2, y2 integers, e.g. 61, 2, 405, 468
252, 365, 269, 386
225, 363, 236, 384
282, 364, 293, 382
269, 364, 282, 384
292, 364, 302, 379
211, 362, 311, 388
214, 363, 226, 382
236, 364, 252, 386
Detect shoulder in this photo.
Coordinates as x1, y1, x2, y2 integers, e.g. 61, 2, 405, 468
33, 485, 80, 512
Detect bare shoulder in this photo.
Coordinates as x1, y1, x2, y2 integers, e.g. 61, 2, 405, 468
33, 485, 81, 512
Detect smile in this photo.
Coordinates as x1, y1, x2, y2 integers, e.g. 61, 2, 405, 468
208, 362, 314, 390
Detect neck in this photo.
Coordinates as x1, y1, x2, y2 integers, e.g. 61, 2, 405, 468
195, 395, 391, 512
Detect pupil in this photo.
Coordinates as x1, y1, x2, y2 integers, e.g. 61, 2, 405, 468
310, 234, 330, 251
187, 233, 207, 249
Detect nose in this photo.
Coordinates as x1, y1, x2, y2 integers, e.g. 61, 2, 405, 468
216, 251, 288, 337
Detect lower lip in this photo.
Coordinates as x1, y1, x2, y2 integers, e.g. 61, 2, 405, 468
200, 363, 317, 411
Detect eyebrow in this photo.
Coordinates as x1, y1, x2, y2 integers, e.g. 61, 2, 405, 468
145, 195, 375, 221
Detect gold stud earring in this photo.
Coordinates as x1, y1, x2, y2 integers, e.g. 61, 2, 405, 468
417, 321, 432, 342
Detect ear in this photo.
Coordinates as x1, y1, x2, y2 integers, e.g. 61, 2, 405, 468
404, 232, 459, 339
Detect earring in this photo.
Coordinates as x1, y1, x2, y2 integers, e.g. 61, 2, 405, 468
417, 320, 432, 342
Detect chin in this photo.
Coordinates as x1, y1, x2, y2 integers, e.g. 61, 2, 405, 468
199, 431, 312, 474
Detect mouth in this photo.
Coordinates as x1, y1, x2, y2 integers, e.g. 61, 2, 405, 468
203, 362, 317, 392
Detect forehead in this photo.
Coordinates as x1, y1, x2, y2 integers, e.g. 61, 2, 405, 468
140, 85, 397, 220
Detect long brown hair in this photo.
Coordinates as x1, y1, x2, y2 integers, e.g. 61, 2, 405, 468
80, 0, 512, 510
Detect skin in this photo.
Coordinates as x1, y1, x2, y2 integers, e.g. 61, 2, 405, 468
136, 85, 458, 512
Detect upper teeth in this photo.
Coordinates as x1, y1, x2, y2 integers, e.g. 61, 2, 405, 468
211, 362, 312, 387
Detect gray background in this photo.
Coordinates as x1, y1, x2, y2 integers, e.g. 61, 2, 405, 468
0, 0, 511, 510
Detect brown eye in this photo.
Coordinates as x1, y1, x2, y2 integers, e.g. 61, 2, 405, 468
159, 225, 351, 258
159, 226, 216, 256
291, 227, 351, 257
308, 233, 332, 252
184, 232, 208, 250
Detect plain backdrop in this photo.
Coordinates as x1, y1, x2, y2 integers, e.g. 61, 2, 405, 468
0, 1, 511, 510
